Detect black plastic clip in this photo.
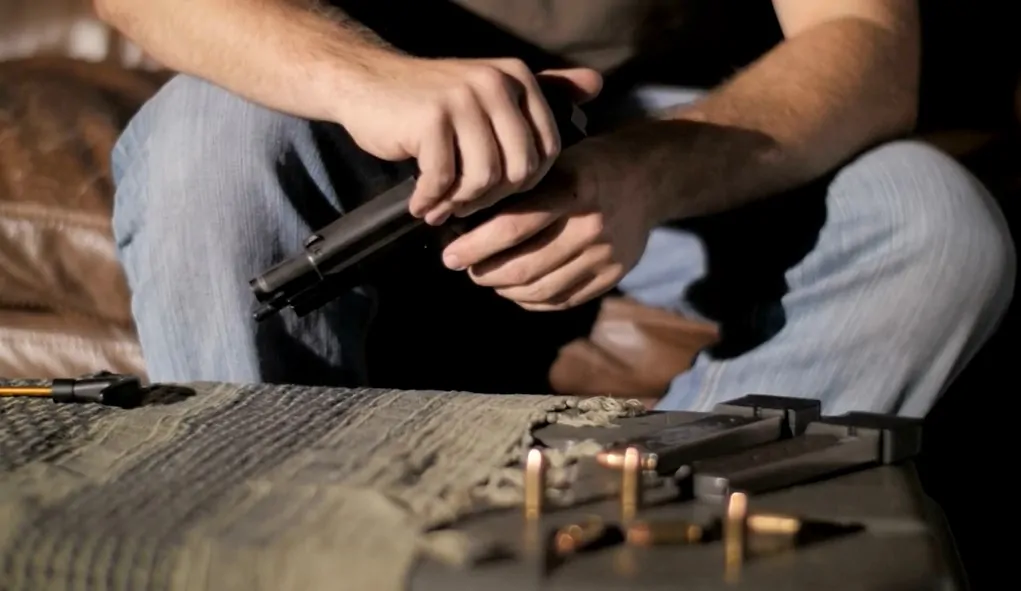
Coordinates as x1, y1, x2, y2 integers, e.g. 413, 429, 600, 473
51, 372, 145, 408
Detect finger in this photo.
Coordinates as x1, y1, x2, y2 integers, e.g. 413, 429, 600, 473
536, 68, 604, 104
469, 217, 584, 288
560, 267, 620, 306
516, 268, 618, 312
487, 60, 561, 191
519, 77, 560, 158
514, 75, 560, 190
424, 199, 456, 226
442, 99, 502, 214
492, 60, 559, 161
515, 68, 602, 194
408, 115, 456, 219
452, 78, 539, 218
441, 190, 572, 270
495, 243, 613, 304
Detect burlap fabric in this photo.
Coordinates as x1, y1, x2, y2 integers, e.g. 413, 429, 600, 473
0, 381, 639, 590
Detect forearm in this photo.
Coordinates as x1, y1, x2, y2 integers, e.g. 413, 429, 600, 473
93, 0, 400, 122
625, 16, 919, 223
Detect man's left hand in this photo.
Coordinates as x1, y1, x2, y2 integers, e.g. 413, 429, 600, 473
440, 139, 655, 311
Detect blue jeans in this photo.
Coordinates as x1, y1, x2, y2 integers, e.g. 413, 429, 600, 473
112, 76, 1015, 417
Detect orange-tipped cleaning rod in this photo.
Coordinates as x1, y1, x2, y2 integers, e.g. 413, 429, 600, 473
0, 386, 52, 397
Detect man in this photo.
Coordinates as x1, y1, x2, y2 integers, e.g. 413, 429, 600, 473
95, 0, 1014, 416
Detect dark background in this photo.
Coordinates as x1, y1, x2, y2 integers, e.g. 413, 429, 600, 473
350, 2, 1018, 587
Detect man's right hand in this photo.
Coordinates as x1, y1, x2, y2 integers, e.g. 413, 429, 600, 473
95, 0, 600, 224
334, 56, 603, 225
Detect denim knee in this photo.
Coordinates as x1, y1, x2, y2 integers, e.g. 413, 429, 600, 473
112, 75, 315, 263
837, 140, 1012, 308
110, 75, 368, 383
830, 140, 1015, 345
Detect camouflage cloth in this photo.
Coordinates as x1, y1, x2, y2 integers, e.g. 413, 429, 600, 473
0, 381, 631, 591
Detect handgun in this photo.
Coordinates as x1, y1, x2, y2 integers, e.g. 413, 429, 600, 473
249, 84, 589, 321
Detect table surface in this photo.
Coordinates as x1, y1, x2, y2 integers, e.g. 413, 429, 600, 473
412, 411, 967, 591
0, 381, 593, 591
0, 382, 966, 591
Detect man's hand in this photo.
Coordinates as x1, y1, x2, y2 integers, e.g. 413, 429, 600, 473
439, 138, 654, 311
339, 56, 602, 225
95, 0, 601, 227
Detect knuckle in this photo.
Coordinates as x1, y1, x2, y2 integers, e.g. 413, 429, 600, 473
483, 217, 524, 244
446, 84, 477, 108
460, 169, 500, 197
421, 104, 448, 128
483, 165, 503, 187
471, 66, 507, 90
504, 171, 526, 187
523, 283, 552, 303
526, 152, 542, 177
505, 265, 534, 287
583, 215, 607, 241
429, 167, 455, 191
499, 217, 530, 242
414, 176, 439, 196
500, 58, 532, 79
589, 244, 615, 267
526, 150, 540, 171
544, 135, 562, 159
414, 180, 440, 200
605, 246, 622, 265
505, 159, 535, 186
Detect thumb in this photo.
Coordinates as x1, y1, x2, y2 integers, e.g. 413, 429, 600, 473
537, 68, 604, 104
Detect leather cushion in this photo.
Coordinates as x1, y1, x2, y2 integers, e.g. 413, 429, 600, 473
0, 57, 166, 325
0, 308, 143, 378
0, 57, 167, 378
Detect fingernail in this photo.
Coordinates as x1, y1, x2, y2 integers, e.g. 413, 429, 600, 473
424, 209, 447, 226
443, 252, 464, 270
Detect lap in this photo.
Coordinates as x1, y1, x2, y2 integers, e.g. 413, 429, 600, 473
115, 74, 600, 393
624, 138, 1014, 415
117, 76, 1015, 410
625, 138, 1013, 321
622, 86, 1013, 327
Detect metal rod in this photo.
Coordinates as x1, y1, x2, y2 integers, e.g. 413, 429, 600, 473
0, 387, 52, 397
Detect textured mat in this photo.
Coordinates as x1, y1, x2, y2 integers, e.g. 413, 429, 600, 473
0, 381, 641, 590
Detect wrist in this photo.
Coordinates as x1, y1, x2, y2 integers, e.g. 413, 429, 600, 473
310, 44, 408, 124
587, 130, 676, 229
605, 120, 723, 225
